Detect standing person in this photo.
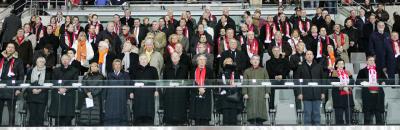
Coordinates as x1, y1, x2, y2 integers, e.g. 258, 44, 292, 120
25, 57, 52, 126
49, 55, 79, 126
141, 39, 164, 77
189, 55, 214, 125
13, 28, 33, 70
162, 52, 189, 125
294, 50, 326, 125
72, 32, 95, 73
96, 22, 123, 55
216, 58, 243, 125
0, 42, 24, 126
147, 21, 167, 55
129, 54, 159, 126
266, 46, 290, 110
90, 41, 116, 77
369, 21, 395, 83
103, 59, 131, 126
330, 59, 354, 125
220, 39, 249, 73
391, 32, 400, 82
120, 41, 139, 71
78, 62, 104, 126
1, 10, 21, 48
330, 24, 350, 63
356, 56, 387, 125
120, 9, 134, 28
243, 55, 270, 125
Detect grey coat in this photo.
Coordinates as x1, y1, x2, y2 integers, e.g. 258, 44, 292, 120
242, 67, 270, 120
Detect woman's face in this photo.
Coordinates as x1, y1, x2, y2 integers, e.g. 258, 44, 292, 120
79, 33, 86, 41
36, 58, 46, 68
336, 61, 345, 69
171, 35, 179, 43
367, 57, 375, 66
67, 50, 75, 58
139, 55, 149, 66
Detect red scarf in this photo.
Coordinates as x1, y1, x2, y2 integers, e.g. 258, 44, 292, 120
17, 36, 24, 45
0, 57, 15, 78
367, 65, 379, 91
318, 36, 331, 56
248, 39, 259, 55
195, 67, 206, 86
264, 23, 272, 43
337, 69, 351, 95
298, 19, 310, 33
333, 33, 345, 47
248, 24, 255, 32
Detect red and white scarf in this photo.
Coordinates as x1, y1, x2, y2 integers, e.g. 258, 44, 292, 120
367, 65, 379, 91
0, 57, 15, 78
239, 35, 245, 45
298, 19, 310, 33
183, 26, 189, 38
276, 21, 290, 38
248, 24, 255, 32
337, 69, 351, 95
74, 24, 81, 38
217, 36, 230, 54
247, 39, 259, 57
289, 37, 302, 55
264, 23, 273, 43
195, 67, 206, 86
333, 33, 345, 47
114, 22, 121, 35
317, 36, 331, 58
65, 32, 75, 48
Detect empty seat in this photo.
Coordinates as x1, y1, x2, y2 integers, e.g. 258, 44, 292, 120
350, 53, 366, 64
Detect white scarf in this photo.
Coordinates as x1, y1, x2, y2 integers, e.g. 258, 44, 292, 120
31, 66, 46, 85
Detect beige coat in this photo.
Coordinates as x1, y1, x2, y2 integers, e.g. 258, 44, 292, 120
329, 33, 350, 63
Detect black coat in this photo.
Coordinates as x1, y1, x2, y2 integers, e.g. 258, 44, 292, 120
60, 32, 75, 52
118, 52, 139, 70
289, 52, 305, 73
25, 68, 52, 104
33, 50, 56, 69
95, 31, 123, 55
267, 40, 293, 59
356, 67, 387, 112
216, 67, 243, 111
131, 26, 148, 48
0, 14, 21, 45
36, 34, 59, 51
220, 50, 249, 74
49, 65, 79, 117
341, 26, 360, 52
79, 72, 104, 126
368, 32, 396, 81
103, 71, 130, 125
330, 71, 354, 109
0, 55, 24, 99
310, 36, 335, 60
162, 63, 189, 123
15, 39, 33, 66
129, 64, 159, 119
189, 67, 214, 120
266, 57, 290, 80
294, 61, 327, 101
120, 17, 134, 28
321, 21, 335, 35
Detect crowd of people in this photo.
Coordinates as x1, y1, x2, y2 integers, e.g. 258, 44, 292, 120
0, 2, 399, 126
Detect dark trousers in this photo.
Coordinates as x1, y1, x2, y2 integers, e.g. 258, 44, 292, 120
134, 116, 153, 126
0, 99, 16, 126
28, 102, 46, 126
335, 108, 352, 125
54, 116, 73, 126
364, 94, 384, 125
248, 118, 266, 125
222, 109, 238, 125
194, 119, 209, 126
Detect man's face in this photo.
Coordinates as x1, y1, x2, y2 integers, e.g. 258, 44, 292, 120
272, 48, 280, 58
250, 57, 260, 66
47, 26, 53, 34
113, 62, 122, 71
305, 51, 314, 61
134, 19, 140, 27
152, 22, 160, 31
107, 23, 115, 32
73, 18, 79, 25
6, 44, 15, 54
391, 33, 399, 40
125, 10, 131, 17
334, 25, 340, 32
227, 30, 234, 38
247, 32, 255, 40
367, 57, 375, 66
319, 28, 327, 36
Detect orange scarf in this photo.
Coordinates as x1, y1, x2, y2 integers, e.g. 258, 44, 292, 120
328, 51, 336, 67
76, 40, 87, 62
98, 49, 109, 64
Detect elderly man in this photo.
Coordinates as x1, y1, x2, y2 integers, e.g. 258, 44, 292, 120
220, 39, 249, 73
147, 21, 167, 55
90, 41, 116, 77
142, 39, 164, 77
96, 22, 123, 55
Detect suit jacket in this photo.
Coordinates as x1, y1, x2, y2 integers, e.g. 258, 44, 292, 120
120, 17, 134, 29
220, 50, 249, 73
131, 26, 148, 47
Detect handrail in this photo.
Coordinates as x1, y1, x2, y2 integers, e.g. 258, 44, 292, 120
0, 0, 22, 15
